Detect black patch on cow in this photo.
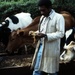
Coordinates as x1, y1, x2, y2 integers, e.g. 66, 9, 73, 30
65, 27, 75, 45
9, 15, 19, 24
61, 34, 66, 50
0, 27, 11, 47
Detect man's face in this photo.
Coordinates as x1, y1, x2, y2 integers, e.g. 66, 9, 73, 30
39, 6, 50, 17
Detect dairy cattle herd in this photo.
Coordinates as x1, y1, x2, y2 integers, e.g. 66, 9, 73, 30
0, 11, 75, 64
0, 12, 33, 54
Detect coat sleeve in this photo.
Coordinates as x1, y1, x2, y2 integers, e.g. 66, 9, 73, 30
46, 15, 65, 42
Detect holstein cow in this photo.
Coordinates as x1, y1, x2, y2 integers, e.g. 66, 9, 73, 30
6, 11, 75, 54
60, 41, 75, 63
60, 27, 75, 63
2, 12, 33, 32
0, 12, 33, 53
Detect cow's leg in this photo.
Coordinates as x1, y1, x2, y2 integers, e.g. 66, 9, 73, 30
5, 49, 14, 55
25, 45, 27, 54
17, 45, 27, 55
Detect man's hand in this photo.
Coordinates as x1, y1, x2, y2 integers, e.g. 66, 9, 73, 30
29, 31, 47, 43
35, 33, 47, 39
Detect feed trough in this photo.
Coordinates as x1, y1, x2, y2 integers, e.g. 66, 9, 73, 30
0, 54, 33, 75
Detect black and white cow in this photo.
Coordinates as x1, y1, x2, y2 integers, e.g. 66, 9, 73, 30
60, 27, 75, 63
60, 27, 75, 53
1, 12, 33, 32
0, 12, 33, 53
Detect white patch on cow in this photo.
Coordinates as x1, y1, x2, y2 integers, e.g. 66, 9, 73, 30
2, 22, 6, 25
60, 50, 66, 60
60, 50, 74, 63
65, 29, 72, 39
5, 12, 33, 32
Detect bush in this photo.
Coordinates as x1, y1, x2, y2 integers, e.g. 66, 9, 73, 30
53, 1, 75, 17
0, 1, 75, 23
0, 1, 40, 23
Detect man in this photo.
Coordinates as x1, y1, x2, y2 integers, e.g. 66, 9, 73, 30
31, 0, 65, 75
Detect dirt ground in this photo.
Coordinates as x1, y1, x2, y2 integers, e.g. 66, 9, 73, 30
0, 54, 33, 68
0, 54, 33, 75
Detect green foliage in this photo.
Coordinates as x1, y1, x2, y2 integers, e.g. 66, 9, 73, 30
0, 1, 40, 23
0, 0, 75, 23
53, 0, 75, 17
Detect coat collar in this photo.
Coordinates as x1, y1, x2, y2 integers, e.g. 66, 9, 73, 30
48, 9, 56, 20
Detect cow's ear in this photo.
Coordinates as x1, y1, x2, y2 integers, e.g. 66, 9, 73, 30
70, 41, 75, 45
11, 30, 16, 37
68, 41, 75, 46
16, 28, 24, 36
9, 15, 19, 24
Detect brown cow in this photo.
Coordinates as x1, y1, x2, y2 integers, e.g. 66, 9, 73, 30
5, 16, 40, 53
5, 11, 75, 54
60, 11, 75, 31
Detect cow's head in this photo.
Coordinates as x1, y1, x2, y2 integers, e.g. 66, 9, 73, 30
60, 41, 75, 63
5, 30, 37, 54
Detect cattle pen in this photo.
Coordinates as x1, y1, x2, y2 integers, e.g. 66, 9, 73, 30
0, 53, 75, 75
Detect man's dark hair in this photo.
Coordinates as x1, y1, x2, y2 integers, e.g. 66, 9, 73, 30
38, 0, 52, 8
